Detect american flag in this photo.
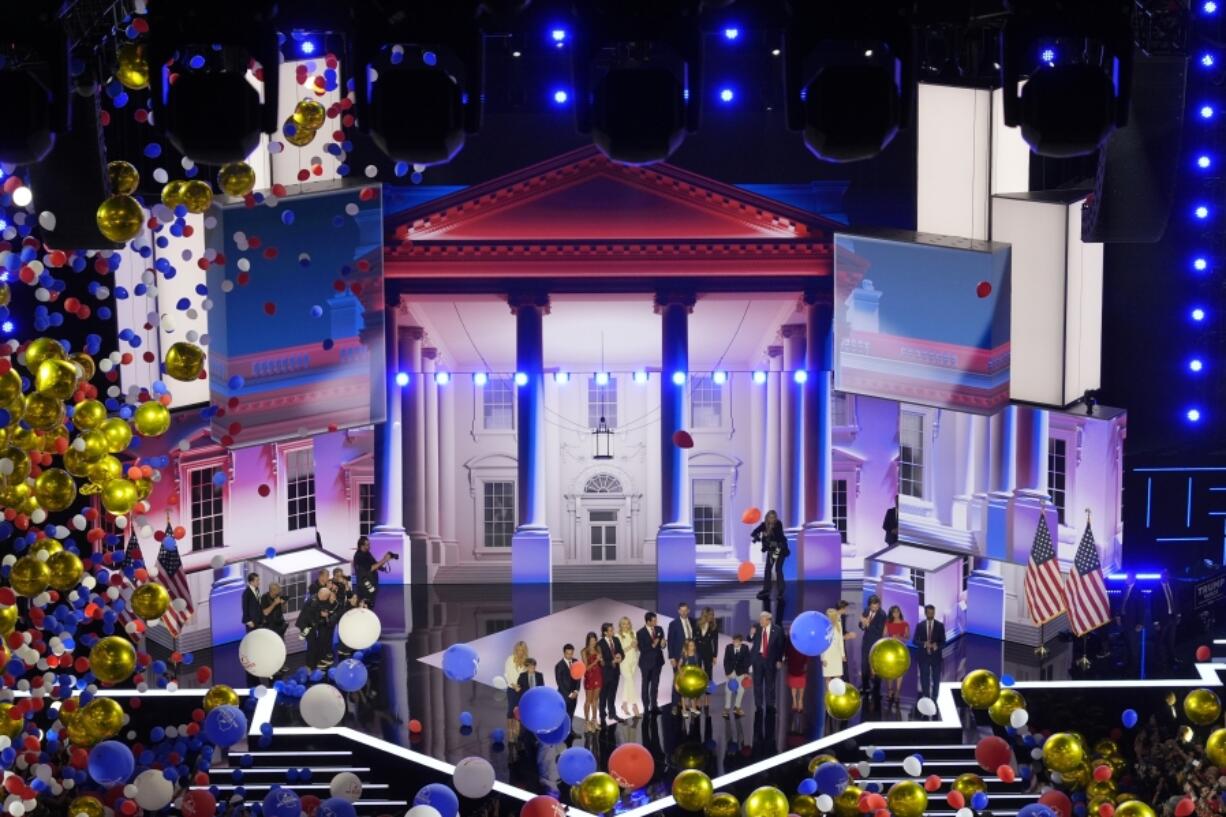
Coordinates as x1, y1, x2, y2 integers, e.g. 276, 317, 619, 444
114, 530, 144, 632
1023, 512, 1066, 625
121, 529, 143, 570
158, 519, 195, 637
1065, 520, 1111, 636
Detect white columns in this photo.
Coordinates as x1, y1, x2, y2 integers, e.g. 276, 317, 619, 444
1010, 406, 1058, 563
800, 292, 841, 579
510, 293, 552, 584
762, 346, 783, 523
780, 324, 806, 532
438, 372, 457, 566
656, 291, 697, 583
422, 347, 442, 575
374, 310, 405, 533
401, 325, 429, 584
984, 406, 1016, 561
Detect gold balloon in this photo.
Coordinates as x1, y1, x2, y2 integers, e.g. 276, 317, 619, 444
66, 717, 99, 748
1092, 738, 1119, 758
0, 604, 16, 636
1087, 781, 1116, 801
672, 742, 710, 770
71, 352, 96, 382
0, 369, 22, 408
98, 416, 133, 453
80, 697, 125, 739
988, 688, 1027, 727
674, 665, 709, 699
1043, 733, 1085, 774
0, 702, 24, 740
162, 180, 188, 209
1, 446, 31, 483
833, 787, 862, 817
203, 684, 240, 712
807, 754, 839, 775
1114, 803, 1156, 817
24, 391, 65, 430
134, 477, 152, 500
11, 554, 51, 596
69, 797, 105, 817
1063, 761, 1091, 787
951, 774, 986, 799
88, 455, 124, 486
164, 342, 205, 382
869, 637, 911, 681
96, 194, 144, 243
672, 769, 714, 812
960, 669, 1001, 709
825, 684, 861, 720
282, 117, 317, 147
46, 550, 84, 591
39, 537, 63, 556
107, 160, 140, 196
8, 427, 36, 450
1116, 793, 1138, 805
1183, 688, 1222, 726
116, 42, 149, 90
0, 483, 32, 513
35, 358, 79, 400
1206, 727, 1226, 767
89, 636, 137, 684
790, 795, 820, 817
704, 793, 740, 817
293, 99, 327, 131
131, 583, 170, 620
72, 399, 107, 430
182, 179, 214, 214
0, 283, 8, 308
887, 781, 928, 817
133, 401, 171, 437
217, 162, 257, 197
100, 478, 139, 515
578, 772, 620, 813
743, 787, 789, 817
35, 467, 77, 512
76, 430, 109, 463
25, 337, 67, 368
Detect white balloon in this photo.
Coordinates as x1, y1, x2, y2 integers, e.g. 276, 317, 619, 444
902, 755, 923, 777
337, 607, 381, 650
210, 554, 226, 570
828, 678, 846, 697
1010, 709, 1029, 728
406, 807, 442, 817
856, 762, 871, 779
329, 772, 363, 802
956, 809, 973, 817
239, 628, 287, 677
816, 795, 834, 813
492, 675, 508, 691
453, 756, 495, 799
300, 683, 346, 729
134, 769, 175, 810
916, 696, 937, 717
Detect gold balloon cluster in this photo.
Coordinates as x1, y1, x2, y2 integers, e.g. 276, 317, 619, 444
671, 769, 713, 812
283, 99, 326, 147
960, 669, 1002, 708
162, 179, 214, 214
164, 341, 206, 382
674, 665, 709, 699
0, 702, 25, 740
116, 43, 149, 90
218, 162, 258, 197
576, 772, 620, 813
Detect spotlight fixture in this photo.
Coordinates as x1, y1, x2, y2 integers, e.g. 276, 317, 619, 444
671, 371, 686, 385
1191, 307, 1206, 321
514, 372, 529, 386
1193, 257, 1208, 271
1186, 407, 1202, 422
783, 2, 914, 162
435, 371, 451, 385
473, 372, 489, 386
0, 7, 69, 165
594, 371, 610, 386
554, 371, 570, 384
999, 3, 1134, 158
633, 370, 649, 384
718, 87, 735, 103
1189, 358, 1204, 372
1201, 104, 1215, 119
793, 369, 808, 384
712, 370, 728, 385
147, 0, 282, 164
553, 89, 570, 105
395, 372, 410, 386
723, 27, 740, 41
752, 370, 767, 384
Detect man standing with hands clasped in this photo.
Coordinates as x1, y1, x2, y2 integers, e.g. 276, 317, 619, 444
751, 611, 784, 710
637, 613, 665, 714
667, 602, 696, 715
555, 644, 582, 728
912, 604, 945, 702
597, 622, 625, 726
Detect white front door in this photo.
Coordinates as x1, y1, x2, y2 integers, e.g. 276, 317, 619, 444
588, 509, 618, 562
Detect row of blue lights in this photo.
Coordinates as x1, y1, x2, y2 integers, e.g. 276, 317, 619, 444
394, 369, 818, 387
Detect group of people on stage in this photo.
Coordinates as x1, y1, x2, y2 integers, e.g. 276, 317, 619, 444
832, 595, 947, 707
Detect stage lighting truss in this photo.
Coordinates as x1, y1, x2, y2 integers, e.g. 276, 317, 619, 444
146, 0, 283, 165
783, 1, 915, 164
999, 1, 1135, 158
571, 2, 704, 166
0, 9, 70, 165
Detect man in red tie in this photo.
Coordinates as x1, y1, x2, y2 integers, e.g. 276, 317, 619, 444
751, 611, 783, 710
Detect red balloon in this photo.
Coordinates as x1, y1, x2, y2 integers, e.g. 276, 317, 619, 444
1039, 788, 1073, 817
672, 429, 694, 449
737, 561, 756, 582
1175, 799, 1195, 817
1099, 805, 1115, 817
974, 736, 1013, 772
1195, 645, 1211, 662
257, 484, 271, 497
741, 507, 762, 525
408, 718, 423, 734
997, 765, 1015, 783
180, 790, 217, 817
864, 794, 886, 813
740, 675, 752, 688
609, 742, 655, 789
976, 281, 992, 298
946, 792, 965, 809
1093, 765, 1112, 782
923, 775, 942, 792
300, 796, 321, 817
521, 796, 565, 817
570, 660, 586, 681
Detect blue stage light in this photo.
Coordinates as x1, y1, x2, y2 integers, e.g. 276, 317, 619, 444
1040, 47, 1056, 63
595, 371, 610, 386
551, 28, 567, 43
1201, 104, 1215, 119
1189, 358, 1204, 372
300, 40, 317, 56
1205, 1, 1218, 13
435, 371, 451, 385
718, 87, 735, 103
1194, 257, 1208, 271
514, 372, 529, 386
423, 51, 438, 67
1192, 307, 1206, 321
1187, 407, 1202, 422
712, 370, 728, 385
0, 321, 12, 334
633, 370, 649, 384
793, 369, 808, 384
672, 371, 686, 385
552, 89, 569, 105
395, 372, 409, 387
1203, 53, 1216, 67
554, 371, 570, 384
723, 27, 740, 41
473, 372, 489, 386
1195, 205, 1210, 219
1198, 154, 1212, 169
752, 370, 767, 385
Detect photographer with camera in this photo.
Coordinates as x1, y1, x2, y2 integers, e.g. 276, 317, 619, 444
353, 535, 396, 606
750, 509, 789, 599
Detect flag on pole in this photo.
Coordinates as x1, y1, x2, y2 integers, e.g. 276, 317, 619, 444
158, 517, 195, 638
121, 528, 143, 570
1023, 511, 1066, 625
1065, 517, 1111, 636
114, 529, 143, 632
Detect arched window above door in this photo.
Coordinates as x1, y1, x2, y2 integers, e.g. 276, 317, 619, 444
583, 473, 623, 494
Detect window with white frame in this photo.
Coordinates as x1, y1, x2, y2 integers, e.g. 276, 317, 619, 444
189, 466, 224, 551
286, 446, 317, 531
909, 568, 926, 607
693, 478, 724, 546
691, 376, 723, 428
358, 482, 376, 536
899, 412, 925, 499
587, 376, 618, 428
483, 377, 515, 430
483, 480, 515, 548
280, 570, 310, 616
832, 478, 848, 543
832, 392, 851, 427
1048, 437, 1067, 525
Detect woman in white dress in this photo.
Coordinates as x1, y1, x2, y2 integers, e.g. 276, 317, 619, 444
616, 616, 641, 719
504, 640, 529, 741
820, 602, 856, 682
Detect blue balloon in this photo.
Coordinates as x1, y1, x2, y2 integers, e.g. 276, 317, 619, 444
972, 792, 990, 811
317, 797, 357, 817
558, 747, 597, 786
1018, 804, 1056, 817
441, 644, 480, 681
518, 686, 567, 734
87, 740, 135, 787
813, 761, 849, 797
263, 788, 301, 817
789, 610, 835, 657
1121, 708, 1138, 728
728, 678, 739, 691
415, 784, 460, 817
203, 705, 248, 748
490, 728, 505, 744
797, 779, 818, 796
333, 659, 368, 693
537, 716, 571, 745
459, 711, 473, 728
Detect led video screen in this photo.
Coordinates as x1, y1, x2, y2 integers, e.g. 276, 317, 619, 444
834, 230, 1012, 415
204, 183, 386, 447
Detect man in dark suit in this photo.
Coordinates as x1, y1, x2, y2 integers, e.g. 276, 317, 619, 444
666, 601, 696, 712
242, 573, 263, 631
1116, 573, 1144, 672
597, 623, 624, 725
859, 595, 886, 697
750, 611, 784, 710
722, 633, 751, 716
883, 495, 899, 545
912, 604, 945, 701
1154, 570, 1183, 669
555, 645, 581, 723
637, 612, 665, 714
516, 658, 547, 696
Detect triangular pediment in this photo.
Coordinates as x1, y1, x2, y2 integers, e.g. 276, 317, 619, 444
389, 147, 840, 245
